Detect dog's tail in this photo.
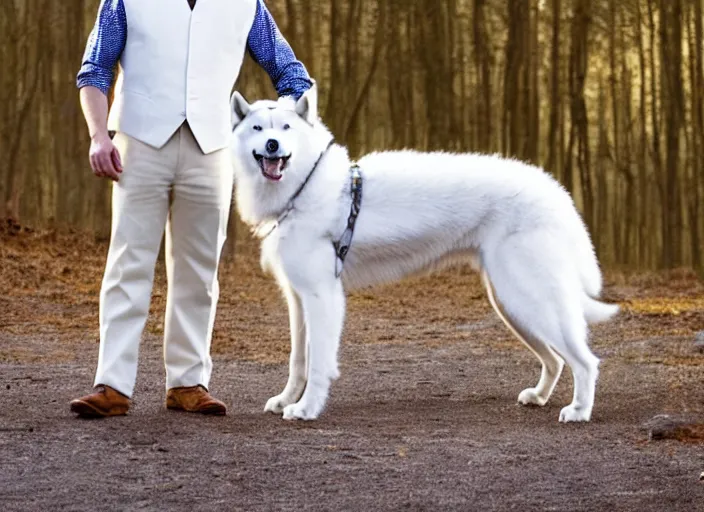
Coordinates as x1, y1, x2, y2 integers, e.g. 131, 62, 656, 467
581, 294, 619, 324
571, 218, 620, 324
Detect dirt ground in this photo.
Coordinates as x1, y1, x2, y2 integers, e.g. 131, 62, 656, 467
1, 219, 703, 511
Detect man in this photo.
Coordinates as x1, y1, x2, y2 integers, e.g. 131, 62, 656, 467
70, 0, 312, 418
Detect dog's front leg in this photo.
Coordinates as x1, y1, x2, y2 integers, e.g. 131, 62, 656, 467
265, 285, 307, 413
282, 278, 345, 421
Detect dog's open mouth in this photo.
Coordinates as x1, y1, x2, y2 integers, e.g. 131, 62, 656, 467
253, 151, 291, 181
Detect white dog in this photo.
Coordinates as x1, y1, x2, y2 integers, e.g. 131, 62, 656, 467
228, 83, 619, 423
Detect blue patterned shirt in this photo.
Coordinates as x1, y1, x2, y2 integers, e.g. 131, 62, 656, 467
77, 0, 313, 99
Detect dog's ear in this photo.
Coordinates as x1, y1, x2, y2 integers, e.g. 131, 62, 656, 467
230, 91, 250, 129
295, 81, 318, 125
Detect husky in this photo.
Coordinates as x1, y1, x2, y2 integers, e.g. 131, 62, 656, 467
228, 83, 619, 423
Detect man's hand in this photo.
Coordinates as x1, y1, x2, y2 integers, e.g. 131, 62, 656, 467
89, 132, 122, 181
79, 86, 123, 181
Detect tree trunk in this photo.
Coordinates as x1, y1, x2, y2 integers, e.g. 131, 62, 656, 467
473, 0, 492, 152
546, 0, 562, 179
659, 0, 684, 268
566, 0, 592, 233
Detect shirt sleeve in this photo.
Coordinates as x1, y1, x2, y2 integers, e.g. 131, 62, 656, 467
76, 0, 127, 96
247, 0, 313, 99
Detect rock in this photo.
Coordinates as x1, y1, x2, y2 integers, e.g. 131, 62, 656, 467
695, 331, 704, 352
642, 414, 704, 441
700, 472, 704, 482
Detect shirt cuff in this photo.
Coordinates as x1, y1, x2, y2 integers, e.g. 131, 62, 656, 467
76, 63, 113, 96
272, 63, 313, 99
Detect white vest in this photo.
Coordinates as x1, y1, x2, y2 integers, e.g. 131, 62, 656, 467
107, 0, 257, 154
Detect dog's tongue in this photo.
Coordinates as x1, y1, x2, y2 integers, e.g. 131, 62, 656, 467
263, 158, 284, 179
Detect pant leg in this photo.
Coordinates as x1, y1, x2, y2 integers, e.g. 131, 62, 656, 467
163, 124, 234, 390
94, 131, 177, 397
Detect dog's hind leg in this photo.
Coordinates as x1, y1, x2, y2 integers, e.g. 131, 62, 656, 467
481, 270, 564, 407
554, 317, 599, 423
484, 234, 600, 422
264, 284, 307, 413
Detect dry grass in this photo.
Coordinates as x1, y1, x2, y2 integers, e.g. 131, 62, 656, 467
1, 218, 703, 366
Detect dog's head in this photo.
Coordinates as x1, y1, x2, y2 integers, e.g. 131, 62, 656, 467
229, 83, 327, 184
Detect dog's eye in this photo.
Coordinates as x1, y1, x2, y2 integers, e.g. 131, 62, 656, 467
283, 124, 291, 130
253, 125, 262, 131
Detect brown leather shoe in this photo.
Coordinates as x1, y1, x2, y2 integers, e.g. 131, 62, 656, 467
166, 385, 227, 415
70, 384, 130, 418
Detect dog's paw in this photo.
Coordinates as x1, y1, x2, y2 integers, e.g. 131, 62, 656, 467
282, 402, 319, 421
517, 388, 547, 406
264, 394, 295, 414
559, 405, 592, 423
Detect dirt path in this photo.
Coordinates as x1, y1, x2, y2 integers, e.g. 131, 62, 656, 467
1, 224, 703, 511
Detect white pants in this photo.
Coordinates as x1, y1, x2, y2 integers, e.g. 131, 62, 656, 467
94, 123, 233, 398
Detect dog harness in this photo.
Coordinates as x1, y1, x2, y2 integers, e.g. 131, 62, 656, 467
332, 164, 363, 277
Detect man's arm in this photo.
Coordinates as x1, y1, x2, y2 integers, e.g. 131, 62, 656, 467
79, 86, 110, 142
247, 0, 313, 100
77, 0, 127, 180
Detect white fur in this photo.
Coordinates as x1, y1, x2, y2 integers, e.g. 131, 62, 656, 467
228, 84, 620, 423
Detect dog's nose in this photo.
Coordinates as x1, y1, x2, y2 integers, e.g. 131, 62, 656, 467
266, 139, 279, 154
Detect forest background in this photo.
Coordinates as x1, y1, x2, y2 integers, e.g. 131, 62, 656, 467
1, 0, 702, 273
